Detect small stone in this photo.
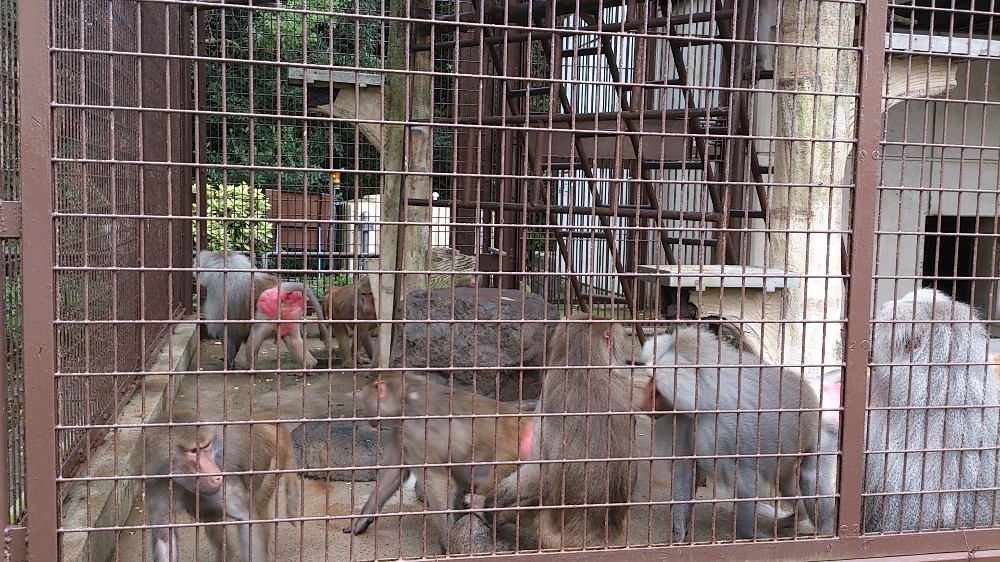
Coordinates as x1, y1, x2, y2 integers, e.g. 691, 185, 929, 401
448, 513, 536, 554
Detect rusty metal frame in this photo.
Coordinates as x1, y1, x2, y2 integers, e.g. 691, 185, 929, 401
9, 0, 1000, 559
17, 0, 59, 559
839, 0, 888, 542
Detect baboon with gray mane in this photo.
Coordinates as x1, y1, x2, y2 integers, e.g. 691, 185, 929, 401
866, 288, 1000, 532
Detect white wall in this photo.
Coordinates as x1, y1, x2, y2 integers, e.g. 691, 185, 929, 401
878, 59, 1000, 325
341, 194, 453, 270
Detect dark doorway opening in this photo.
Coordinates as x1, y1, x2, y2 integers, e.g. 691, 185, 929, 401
921, 215, 977, 304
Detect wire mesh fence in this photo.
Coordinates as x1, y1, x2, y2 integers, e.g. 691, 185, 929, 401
4, 0, 1000, 560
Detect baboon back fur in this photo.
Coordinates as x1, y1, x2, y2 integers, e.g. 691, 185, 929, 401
866, 288, 1000, 532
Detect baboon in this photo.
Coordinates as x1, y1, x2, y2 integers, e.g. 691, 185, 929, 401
866, 288, 1000, 532
344, 371, 532, 553
196, 250, 332, 370
639, 327, 832, 541
487, 314, 637, 549
140, 409, 301, 562
323, 276, 377, 368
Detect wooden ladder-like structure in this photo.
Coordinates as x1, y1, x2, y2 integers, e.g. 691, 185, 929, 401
428, 0, 771, 323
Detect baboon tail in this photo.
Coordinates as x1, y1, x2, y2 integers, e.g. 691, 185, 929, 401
278, 281, 335, 366
302, 284, 334, 361
285, 471, 303, 523
276, 421, 303, 524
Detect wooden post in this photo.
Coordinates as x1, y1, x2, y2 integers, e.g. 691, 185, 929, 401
770, 0, 858, 376
374, 1, 433, 367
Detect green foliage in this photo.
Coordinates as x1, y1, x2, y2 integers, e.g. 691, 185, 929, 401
4, 275, 21, 346
4, 273, 24, 525
195, 183, 274, 253
201, 0, 384, 195
430, 3, 457, 196
290, 272, 357, 302
200, 1, 460, 199
0, 1, 19, 202
328, 272, 352, 287
256, 0, 383, 67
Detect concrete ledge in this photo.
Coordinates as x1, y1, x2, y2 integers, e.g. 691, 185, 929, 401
61, 322, 198, 562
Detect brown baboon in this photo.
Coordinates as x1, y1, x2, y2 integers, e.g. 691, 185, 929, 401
140, 409, 301, 562
344, 371, 532, 553
487, 314, 637, 549
323, 276, 377, 368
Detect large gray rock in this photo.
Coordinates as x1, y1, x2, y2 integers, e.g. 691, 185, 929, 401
290, 417, 380, 481
391, 287, 559, 401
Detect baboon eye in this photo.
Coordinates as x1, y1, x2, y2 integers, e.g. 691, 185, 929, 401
183, 441, 211, 455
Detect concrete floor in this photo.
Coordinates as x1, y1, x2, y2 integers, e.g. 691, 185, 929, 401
110, 335, 801, 561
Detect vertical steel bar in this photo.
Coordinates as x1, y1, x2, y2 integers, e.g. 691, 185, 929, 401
179, 4, 196, 313
839, 0, 888, 539
0, 240, 9, 546
17, 0, 59, 558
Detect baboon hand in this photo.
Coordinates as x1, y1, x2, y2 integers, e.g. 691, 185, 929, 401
343, 516, 373, 535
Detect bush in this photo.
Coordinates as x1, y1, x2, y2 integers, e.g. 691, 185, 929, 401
194, 182, 274, 253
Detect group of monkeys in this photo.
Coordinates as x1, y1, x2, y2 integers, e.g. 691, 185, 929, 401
141, 252, 1000, 560
194, 249, 380, 371
193, 247, 477, 373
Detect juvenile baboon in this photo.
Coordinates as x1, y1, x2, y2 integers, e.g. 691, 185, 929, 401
344, 371, 532, 553
196, 250, 332, 370
140, 409, 301, 562
487, 314, 637, 549
323, 276, 377, 368
639, 327, 832, 541
866, 288, 1000, 532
